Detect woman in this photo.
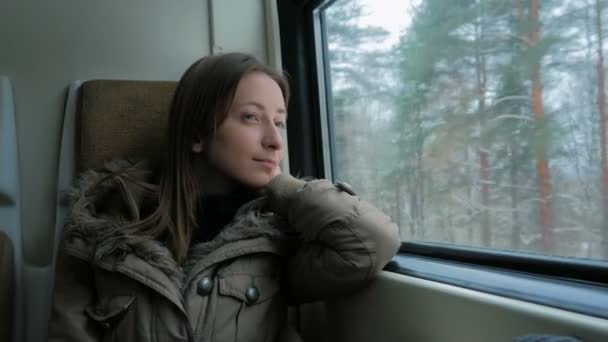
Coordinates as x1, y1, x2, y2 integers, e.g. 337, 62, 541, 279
49, 52, 400, 342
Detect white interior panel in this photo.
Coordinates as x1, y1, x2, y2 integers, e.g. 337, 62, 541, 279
324, 272, 608, 342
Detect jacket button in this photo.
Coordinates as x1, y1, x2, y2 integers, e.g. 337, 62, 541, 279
335, 181, 356, 196
245, 286, 259, 304
197, 277, 213, 296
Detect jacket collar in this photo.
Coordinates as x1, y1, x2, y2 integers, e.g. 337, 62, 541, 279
60, 159, 287, 294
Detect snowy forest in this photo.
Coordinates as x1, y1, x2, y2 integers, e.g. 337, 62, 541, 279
324, 0, 608, 260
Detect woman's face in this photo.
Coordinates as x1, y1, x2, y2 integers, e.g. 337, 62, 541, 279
199, 71, 286, 190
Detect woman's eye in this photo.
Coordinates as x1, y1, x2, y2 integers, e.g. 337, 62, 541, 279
274, 121, 286, 129
242, 113, 258, 122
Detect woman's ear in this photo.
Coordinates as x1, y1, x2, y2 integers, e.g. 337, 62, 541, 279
192, 137, 204, 153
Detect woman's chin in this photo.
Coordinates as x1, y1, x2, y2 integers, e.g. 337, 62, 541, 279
237, 174, 273, 189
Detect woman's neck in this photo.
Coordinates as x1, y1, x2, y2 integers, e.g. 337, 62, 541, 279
193, 158, 238, 196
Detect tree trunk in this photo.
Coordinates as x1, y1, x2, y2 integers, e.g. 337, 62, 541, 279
447, 161, 455, 243
586, 0, 597, 172
510, 0, 524, 251
510, 143, 521, 250
475, 3, 491, 247
409, 175, 417, 238
394, 175, 403, 232
530, 0, 555, 251
409, 100, 425, 239
465, 147, 475, 240
416, 133, 425, 237
595, 0, 608, 257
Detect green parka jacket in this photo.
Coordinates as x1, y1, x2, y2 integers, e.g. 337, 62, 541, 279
48, 160, 400, 342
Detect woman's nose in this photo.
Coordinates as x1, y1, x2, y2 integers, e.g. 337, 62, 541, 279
262, 122, 283, 150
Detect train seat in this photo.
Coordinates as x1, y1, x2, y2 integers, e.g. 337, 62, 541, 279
0, 75, 22, 342
32, 79, 176, 342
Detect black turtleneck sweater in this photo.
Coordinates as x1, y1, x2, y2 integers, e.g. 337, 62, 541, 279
191, 189, 257, 245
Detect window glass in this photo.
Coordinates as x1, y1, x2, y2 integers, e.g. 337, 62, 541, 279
321, 0, 608, 261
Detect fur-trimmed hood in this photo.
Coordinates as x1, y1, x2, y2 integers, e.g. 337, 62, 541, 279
60, 159, 288, 291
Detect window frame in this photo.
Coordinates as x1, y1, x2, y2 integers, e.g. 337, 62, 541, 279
388, 251, 608, 319
277, 0, 328, 179
277, 0, 608, 313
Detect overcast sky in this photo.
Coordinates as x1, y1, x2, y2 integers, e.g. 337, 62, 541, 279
357, 0, 420, 47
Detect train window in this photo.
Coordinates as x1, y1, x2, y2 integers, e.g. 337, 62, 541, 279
315, 0, 608, 262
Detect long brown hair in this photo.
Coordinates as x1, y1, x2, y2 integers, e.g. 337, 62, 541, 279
129, 53, 289, 263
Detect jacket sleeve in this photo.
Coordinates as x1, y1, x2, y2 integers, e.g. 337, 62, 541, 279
265, 174, 401, 304
48, 250, 101, 342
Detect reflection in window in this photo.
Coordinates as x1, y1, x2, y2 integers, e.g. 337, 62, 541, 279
321, 0, 608, 261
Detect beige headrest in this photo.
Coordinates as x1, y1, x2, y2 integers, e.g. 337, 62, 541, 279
77, 80, 177, 171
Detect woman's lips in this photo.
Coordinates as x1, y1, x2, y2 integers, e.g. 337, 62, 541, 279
254, 158, 277, 169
